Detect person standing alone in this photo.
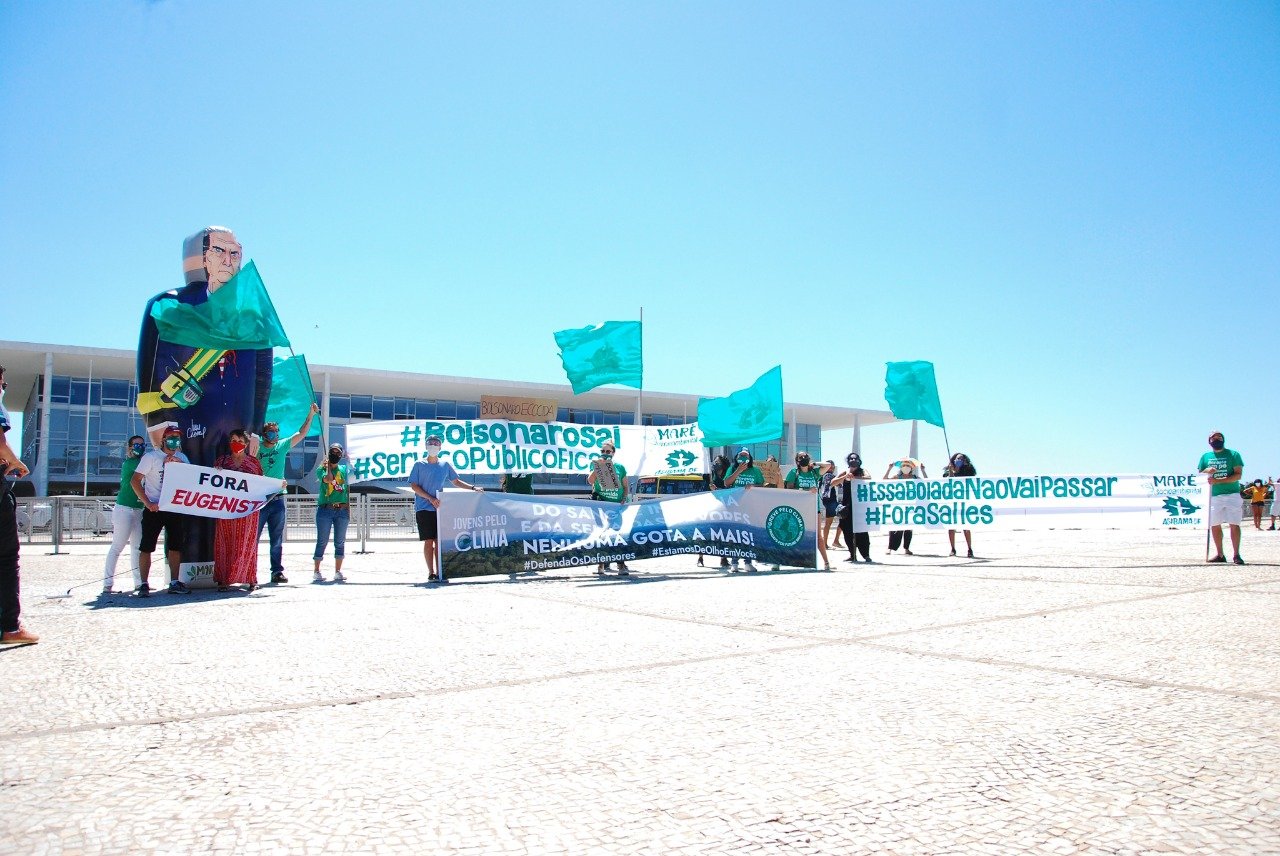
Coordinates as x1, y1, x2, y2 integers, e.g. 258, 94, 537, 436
1199, 431, 1245, 565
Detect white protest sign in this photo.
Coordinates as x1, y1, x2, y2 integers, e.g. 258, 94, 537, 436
158, 462, 284, 520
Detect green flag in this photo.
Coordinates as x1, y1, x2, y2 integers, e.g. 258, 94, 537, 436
884, 361, 945, 428
554, 321, 642, 394
697, 365, 784, 447
264, 354, 321, 437
150, 260, 290, 350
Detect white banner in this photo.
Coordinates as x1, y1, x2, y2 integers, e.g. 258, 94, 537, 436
158, 462, 284, 519
344, 419, 708, 483
849, 473, 1211, 532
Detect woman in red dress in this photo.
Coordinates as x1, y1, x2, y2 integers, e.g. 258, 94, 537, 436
213, 428, 264, 591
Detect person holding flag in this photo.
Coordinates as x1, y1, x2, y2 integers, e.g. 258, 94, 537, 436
252, 402, 320, 583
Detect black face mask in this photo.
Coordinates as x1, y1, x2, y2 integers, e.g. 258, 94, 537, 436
1209, 440, 1224, 451
328, 451, 341, 464
796, 455, 811, 468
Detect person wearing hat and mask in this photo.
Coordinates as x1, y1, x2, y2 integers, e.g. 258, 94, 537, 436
784, 451, 830, 571
830, 452, 872, 563
1243, 479, 1268, 531
408, 434, 484, 583
587, 439, 632, 575
131, 425, 192, 596
1199, 431, 1245, 564
314, 443, 353, 582
724, 448, 765, 572
944, 453, 977, 558
883, 458, 925, 555
251, 402, 320, 584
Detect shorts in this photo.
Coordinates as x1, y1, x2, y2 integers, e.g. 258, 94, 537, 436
416, 509, 439, 541
821, 498, 840, 518
1208, 493, 1243, 526
140, 509, 186, 553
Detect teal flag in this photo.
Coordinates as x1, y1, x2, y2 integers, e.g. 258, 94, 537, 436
150, 260, 290, 350
264, 354, 321, 438
554, 320, 642, 394
697, 365, 784, 447
884, 361, 945, 428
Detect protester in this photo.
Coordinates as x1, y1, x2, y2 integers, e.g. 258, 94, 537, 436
131, 425, 192, 596
831, 452, 871, 563
314, 443, 352, 582
704, 454, 732, 569
784, 451, 830, 570
819, 460, 841, 549
587, 439, 631, 575
102, 435, 147, 594
944, 452, 977, 558
1243, 479, 1267, 531
213, 428, 264, 592
252, 402, 319, 584
501, 472, 534, 494
408, 434, 483, 583
723, 448, 764, 572
0, 364, 37, 644
883, 458, 925, 555
1269, 478, 1279, 531
1199, 431, 1244, 564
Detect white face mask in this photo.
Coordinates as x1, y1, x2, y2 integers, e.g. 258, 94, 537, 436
426, 445, 442, 456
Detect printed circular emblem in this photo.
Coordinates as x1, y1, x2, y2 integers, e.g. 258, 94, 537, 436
765, 506, 805, 548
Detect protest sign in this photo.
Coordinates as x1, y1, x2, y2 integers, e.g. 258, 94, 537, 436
345, 419, 707, 483
158, 462, 284, 520
439, 487, 818, 576
849, 473, 1211, 532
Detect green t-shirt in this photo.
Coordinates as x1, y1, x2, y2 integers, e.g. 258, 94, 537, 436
728, 464, 764, 487
504, 473, 534, 494
257, 441, 289, 480
316, 463, 351, 505
1199, 449, 1244, 496
592, 462, 628, 503
784, 467, 821, 490
115, 456, 144, 509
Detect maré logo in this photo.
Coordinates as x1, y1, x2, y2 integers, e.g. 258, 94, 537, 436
1161, 497, 1200, 516
665, 450, 696, 468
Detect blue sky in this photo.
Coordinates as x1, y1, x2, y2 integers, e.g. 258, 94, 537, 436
2, 1, 1277, 479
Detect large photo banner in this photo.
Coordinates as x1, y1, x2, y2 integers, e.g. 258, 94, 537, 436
158, 462, 284, 519
345, 419, 707, 483
439, 487, 819, 577
850, 473, 1211, 532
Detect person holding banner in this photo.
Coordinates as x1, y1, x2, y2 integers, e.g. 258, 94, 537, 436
723, 448, 764, 573
832, 452, 872, 563
944, 453, 977, 558
408, 434, 483, 583
588, 440, 631, 575
253, 402, 320, 584
314, 444, 353, 582
785, 452, 830, 571
213, 429, 264, 592
1200, 432, 1245, 564
102, 435, 147, 594
883, 459, 925, 555
131, 426, 192, 596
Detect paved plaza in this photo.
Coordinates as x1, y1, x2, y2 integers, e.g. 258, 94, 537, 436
2, 526, 1278, 855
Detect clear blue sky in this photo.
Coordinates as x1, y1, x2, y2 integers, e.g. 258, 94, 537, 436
2, 2, 1277, 479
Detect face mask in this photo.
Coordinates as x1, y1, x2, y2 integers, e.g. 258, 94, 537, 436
1209, 439, 1224, 451
129, 442, 145, 457
796, 456, 811, 467
902, 467, 914, 475
737, 456, 749, 464
164, 437, 181, 451
229, 440, 247, 454
426, 444, 442, 456
263, 431, 279, 442
601, 450, 614, 459
328, 451, 341, 464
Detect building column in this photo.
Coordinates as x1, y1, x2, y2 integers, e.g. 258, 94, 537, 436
851, 413, 862, 456
786, 408, 797, 461
35, 352, 53, 496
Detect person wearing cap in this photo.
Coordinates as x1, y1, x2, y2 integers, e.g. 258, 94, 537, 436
408, 435, 483, 583
723, 448, 764, 572
131, 425, 192, 596
1199, 431, 1245, 564
314, 443, 353, 582
251, 402, 320, 584
587, 439, 632, 575
831, 452, 872, 563
784, 451, 830, 571
944, 453, 977, 558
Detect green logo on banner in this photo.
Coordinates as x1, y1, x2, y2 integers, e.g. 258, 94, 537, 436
666, 450, 696, 468
1161, 496, 1200, 516
765, 506, 805, 548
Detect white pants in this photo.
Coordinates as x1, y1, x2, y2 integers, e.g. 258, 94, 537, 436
103, 504, 143, 590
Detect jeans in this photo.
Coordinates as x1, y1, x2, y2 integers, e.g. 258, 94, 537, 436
103, 504, 143, 590
0, 490, 21, 633
314, 505, 349, 560
257, 496, 286, 573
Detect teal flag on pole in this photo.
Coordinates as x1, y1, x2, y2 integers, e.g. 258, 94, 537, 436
264, 354, 321, 438
554, 321, 643, 394
884, 361, 945, 428
150, 260, 291, 350
697, 365, 784, 447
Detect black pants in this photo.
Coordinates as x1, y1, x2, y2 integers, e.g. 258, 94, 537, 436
838, 514, 870, 560
0, 490, 21, 633
888, 530, 913, 551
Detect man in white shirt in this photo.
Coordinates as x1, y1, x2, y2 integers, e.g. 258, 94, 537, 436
130, 425, 192, 596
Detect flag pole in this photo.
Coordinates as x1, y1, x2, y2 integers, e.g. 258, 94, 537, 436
942, 425, 952, 460
634, 307, 644, 428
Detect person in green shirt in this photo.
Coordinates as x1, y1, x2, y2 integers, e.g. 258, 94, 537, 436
314, 443, 352, 582
252, 402, 319, 584
587, 440, 630, 576
101, 435, 147, 594
724, 448, 763, 572
784, 451, 829, 571
1198, 430, 1245, 565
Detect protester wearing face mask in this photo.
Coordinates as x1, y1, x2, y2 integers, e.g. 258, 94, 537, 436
1243, 479, 1268, 531
587, 440, 632, 575
212, 428, 264, 592
409, 434, 483, 584
1199, 431, 1244, 565
883, 458, 925, 555
102, 435, 148, 595
831, 452, 872, 563
784, 451, 830, 571
944, 453, 977, 558
724, 448, 764, 572
314, 444, 353, 582
131, 425, 192, 596
252, 402, 319, 584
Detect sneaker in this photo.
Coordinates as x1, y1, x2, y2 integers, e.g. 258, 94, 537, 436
167, 580, 190, 595
334, 571, 346, 583
903, 549, 913, 556
770, 564, 781, 571
1233, 555, 1245, 565
718, 558, 730, 569
0, 625, 39, 645
136, 583, 151, 598
616, 562, 630, 576
1207, 555, 1227, 564
313, 570, 325, 582
270, 571, 288, 584
967, 550, 974, 558
101, 587, 115, 595
696, 556, 704, 567
744, 561, 759, 573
